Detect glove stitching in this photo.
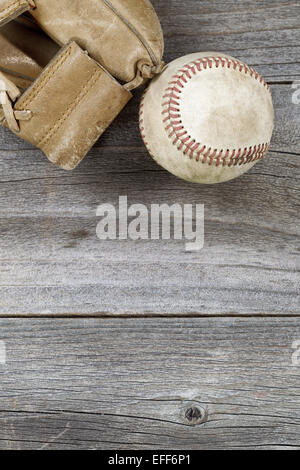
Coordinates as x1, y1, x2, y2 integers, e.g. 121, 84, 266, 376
38, 69, 100, 149
16, 47, 72, 109
54, 70, 103, 169
101, 0, 161, 67
0, 0, 28, 19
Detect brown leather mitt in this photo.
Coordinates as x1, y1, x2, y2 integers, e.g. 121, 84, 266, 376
0, 0, 164, 170
0, 18, 58, 90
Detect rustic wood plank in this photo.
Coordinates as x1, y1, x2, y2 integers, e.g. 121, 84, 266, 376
0, 317, 300, 449
0, 1, 299, 314
0, 0, 298, 453
158, 0, 300, 82
0, 0, 299, 152
0, 85, 299, 315
0, 81, 299, 152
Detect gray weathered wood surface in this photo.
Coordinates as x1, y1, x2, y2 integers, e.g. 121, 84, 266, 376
0, 0, 299, 315
0, 0, 299, 450
0, 318, 300, 450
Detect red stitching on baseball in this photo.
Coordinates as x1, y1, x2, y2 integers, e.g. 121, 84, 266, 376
160, 57, 271, 167
139, 90, 158, 163
139, 57, 271, 168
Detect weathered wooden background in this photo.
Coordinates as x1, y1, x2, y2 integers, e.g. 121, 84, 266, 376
0, 0, 299, 449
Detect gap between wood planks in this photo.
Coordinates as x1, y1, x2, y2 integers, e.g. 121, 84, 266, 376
0, 313, 300, 318
268, 81, 294, 85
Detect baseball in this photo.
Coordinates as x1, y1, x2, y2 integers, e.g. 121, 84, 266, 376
139, 52, 275, 184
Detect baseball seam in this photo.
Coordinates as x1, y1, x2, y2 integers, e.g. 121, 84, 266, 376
140, 89, 161, 165
140, 56, 271, 168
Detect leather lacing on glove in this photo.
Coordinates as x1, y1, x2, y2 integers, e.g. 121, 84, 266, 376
125, 60, 166, 91
0, 76, 31, 133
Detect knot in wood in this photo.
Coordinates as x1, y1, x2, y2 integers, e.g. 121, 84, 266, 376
185, 406, 203, 424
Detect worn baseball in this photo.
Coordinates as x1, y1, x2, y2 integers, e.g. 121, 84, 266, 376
139, 52, 274, 184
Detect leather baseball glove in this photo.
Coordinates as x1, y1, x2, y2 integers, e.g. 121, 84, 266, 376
0, 18, 58, 90
0, 0, 164, 169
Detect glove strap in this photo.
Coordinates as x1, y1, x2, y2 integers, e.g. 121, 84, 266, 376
3, 42, 132, 170
125, 60, 166, 91
0, 0, 35, 26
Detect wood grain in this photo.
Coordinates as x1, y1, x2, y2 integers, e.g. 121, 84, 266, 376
0, 0, 299, 451
0, 317, 300, 449
0, 83, 299, 314
159, 0, 300, 82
